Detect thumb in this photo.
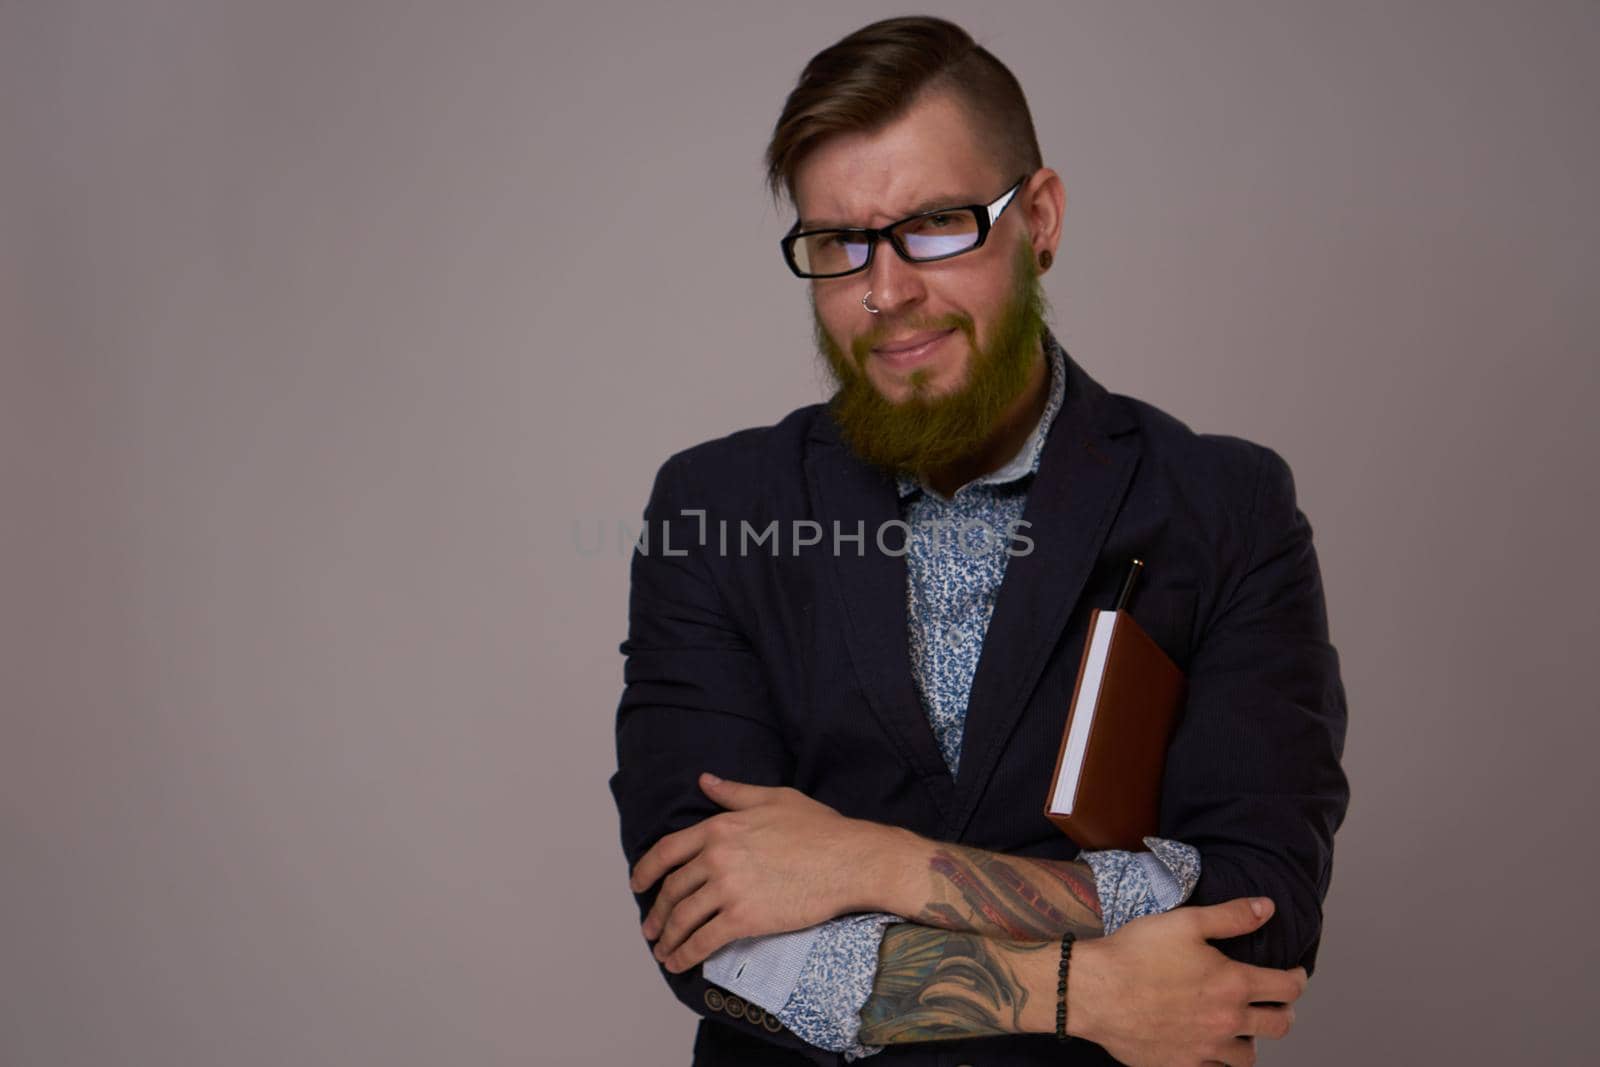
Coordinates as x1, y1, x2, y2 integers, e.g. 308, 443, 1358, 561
697, 772, 766, 810
1191, 896, 1275, 941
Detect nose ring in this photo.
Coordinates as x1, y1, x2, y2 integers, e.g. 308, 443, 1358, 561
862, 291, 880, 314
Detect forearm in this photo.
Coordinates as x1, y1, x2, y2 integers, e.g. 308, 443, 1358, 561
868, 825, 1103, 941
850, 829, 1208, 1049
758, 835, 1196, 1058
862, 897, 1307, 1061
857, 922, 1091, 1045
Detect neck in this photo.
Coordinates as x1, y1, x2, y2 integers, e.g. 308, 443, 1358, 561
923, 339, 1050, 498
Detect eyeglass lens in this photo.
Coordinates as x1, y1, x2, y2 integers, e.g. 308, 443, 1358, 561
791, 209, 981, 276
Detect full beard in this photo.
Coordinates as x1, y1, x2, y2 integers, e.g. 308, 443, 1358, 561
813, 238, 1051, 482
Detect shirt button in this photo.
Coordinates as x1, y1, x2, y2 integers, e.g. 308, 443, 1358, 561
945, 627, 964, 649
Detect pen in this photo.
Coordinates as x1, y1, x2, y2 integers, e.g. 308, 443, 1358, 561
1114, 558, 1143, 612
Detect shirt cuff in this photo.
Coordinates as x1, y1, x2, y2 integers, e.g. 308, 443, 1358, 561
700, 913, 903, 1060
702, 924, 825, 1015
1082, 836, 1201, 935
778, 911, 902, 1061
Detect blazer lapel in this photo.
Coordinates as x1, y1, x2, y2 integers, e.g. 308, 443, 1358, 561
804, 416, 959, 826
949, 352, 1141, 841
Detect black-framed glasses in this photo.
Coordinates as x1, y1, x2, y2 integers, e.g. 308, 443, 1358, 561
780, 174, 1028, 279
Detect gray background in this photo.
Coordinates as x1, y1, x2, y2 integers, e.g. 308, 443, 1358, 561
3, 1, 1596, 1063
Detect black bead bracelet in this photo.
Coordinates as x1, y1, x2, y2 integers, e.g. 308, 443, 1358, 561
1055, 930, 1076, 1042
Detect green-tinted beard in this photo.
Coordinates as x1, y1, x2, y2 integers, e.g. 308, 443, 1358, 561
813, 239, 1050, 481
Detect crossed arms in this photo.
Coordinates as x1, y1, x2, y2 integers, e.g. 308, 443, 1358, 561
627, 776, 1299, 1062
609, 442, 1347, 1062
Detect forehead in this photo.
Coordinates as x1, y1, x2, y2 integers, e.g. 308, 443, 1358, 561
793, 90, 1005, 230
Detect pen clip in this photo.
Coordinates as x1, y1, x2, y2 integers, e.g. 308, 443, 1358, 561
1114, 558, 1144, 613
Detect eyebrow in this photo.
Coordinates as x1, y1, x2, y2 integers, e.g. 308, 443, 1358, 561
800, 191, 978, 231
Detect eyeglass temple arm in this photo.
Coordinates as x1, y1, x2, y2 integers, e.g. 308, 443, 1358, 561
988, 176, 1027, 225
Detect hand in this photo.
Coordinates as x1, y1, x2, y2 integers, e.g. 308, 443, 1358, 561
628, 774, 883, 973
1067, 896, 1307, 1067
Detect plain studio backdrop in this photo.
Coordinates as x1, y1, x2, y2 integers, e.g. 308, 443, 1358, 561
2, 1, 1596, 1064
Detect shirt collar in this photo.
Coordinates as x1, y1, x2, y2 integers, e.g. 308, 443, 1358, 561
895, 327, 1069, 501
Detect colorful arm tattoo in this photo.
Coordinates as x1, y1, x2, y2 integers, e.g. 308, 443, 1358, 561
912, 844, 1103, 941
857, 924, 1054, 1044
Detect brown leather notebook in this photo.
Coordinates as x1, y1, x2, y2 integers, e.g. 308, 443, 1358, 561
1043, 608, 1187, 851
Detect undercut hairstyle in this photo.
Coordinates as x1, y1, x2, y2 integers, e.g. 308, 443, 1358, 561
763, 15, 1044, 211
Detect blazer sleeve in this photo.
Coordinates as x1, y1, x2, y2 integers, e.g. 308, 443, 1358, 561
607, 453, 833, 1063
1158, 443, 1351, 978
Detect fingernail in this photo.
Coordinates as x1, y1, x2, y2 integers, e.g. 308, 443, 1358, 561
1250, 898, 1268, 917
703, 772, 721, 785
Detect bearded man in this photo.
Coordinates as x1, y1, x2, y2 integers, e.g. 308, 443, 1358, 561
610, 15, 1348, 1067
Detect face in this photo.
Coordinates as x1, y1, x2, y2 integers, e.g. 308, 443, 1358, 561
792, 89, 1062, 478
813, 240, 1048, 478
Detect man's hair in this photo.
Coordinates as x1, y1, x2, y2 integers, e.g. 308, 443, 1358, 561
763, 15, 1043, 211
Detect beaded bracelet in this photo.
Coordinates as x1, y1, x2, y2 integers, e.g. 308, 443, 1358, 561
1055, 931, 1077, 1042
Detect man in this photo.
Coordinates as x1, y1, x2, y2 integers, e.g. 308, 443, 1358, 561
609, 15, 1348, 1067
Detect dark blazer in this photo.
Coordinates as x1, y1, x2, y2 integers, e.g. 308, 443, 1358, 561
609, 347, 1350, 1066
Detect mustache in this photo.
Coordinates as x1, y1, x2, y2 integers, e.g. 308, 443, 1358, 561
851, 317, 974, 363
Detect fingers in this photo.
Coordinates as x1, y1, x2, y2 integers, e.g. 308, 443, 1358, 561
1204, 993, 1293, 1067
1200, 1036, 1256, 1067
662, 912, 741, 973
1189, 895, 1275, 940
641, 859, 710, 940
629, 824, 706, 894
1241, 960, 1309, 1005
1242, 1004, 1296, 1041
698, 772, 774, 810
654, 885, 722, 966
1211, 1035, 1258, 1067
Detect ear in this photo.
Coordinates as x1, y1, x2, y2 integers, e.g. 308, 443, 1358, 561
1022, 167, 1066, 267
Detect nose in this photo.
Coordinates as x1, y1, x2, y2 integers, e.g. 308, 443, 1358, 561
862, 235, 926, 319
